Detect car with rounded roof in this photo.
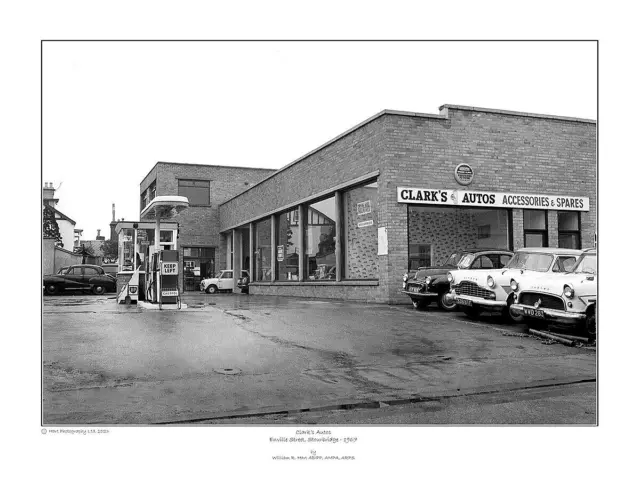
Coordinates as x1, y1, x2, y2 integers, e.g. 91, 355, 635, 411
446, 247, 583, 320
403, 249, 513, 310
510, 249, 597, 338
43, 264, 117, 295
200, 270, 249, 293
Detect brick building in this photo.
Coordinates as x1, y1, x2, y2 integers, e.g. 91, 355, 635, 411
139, 163, 276, 291
213, 104, 596, 304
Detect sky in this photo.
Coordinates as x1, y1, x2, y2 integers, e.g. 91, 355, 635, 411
42, 41, 596, 242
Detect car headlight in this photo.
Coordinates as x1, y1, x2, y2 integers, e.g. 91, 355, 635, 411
563, 284, 574, 298
447, 272, 453, 283
403, 273, 408, 282
487, 275, 495, 288
425, 276, 432, 285
510, 279, 519, 292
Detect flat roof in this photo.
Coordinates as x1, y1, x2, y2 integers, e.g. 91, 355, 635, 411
139, 161, 277, 188
440, 104, 596, 124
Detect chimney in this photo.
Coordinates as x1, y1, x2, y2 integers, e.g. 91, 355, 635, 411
112, 203, 115, 222
43, 182, 55, 200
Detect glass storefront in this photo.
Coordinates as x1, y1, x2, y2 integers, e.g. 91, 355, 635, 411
305, 197, 336, 280
183, 247, 215, 291
254, 218, 272, 281
276, 209, 299, 280
408, 206, 510, 268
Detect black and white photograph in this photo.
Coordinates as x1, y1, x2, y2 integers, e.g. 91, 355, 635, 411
6, 1, 636, 477
40, 40, 597, 428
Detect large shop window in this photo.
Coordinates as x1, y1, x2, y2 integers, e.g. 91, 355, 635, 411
178, 179, 210, 206
276, 209, 300, 280
524, 210, 548, 247
408, 206, 510, 268
558, 211, 581, 249
344, 181, 378, 279
254, 218, 272, 281
183, 247, 215, 292
305, 197, 336, 281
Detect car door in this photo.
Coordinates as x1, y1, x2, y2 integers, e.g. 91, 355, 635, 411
83, 266, 101, 287
64, 266, 85, 289
221, 271, 233, 289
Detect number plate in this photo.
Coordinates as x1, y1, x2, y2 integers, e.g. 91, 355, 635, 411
410, 286, 421, 293
524, 307, 545, 318
455, 297, 472, 306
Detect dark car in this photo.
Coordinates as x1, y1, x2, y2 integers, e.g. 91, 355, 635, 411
403, 249, 514, 310
43, 264, 117, 295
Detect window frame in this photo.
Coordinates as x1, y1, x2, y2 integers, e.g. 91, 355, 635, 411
558, 211, 581, 249
178, 178, 211, 207
523, 210, 549, 248
304, 196, 337, 282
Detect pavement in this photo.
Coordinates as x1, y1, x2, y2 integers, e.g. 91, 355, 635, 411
42, 292, 596, 425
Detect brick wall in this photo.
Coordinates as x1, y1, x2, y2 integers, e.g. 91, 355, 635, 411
140, 163, 275, 291
216, 107, 596, 304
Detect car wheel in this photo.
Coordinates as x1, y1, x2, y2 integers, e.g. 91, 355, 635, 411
45, 284, 58, 295
585, 311, 596, 340
412, 299, 426, 310
437, 292, 457, 311
462, 306, 479, 318
503, 295, 522, 322
206, 285, 218, 294
92, 285, 106, 295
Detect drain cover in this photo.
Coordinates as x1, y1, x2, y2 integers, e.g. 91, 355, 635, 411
214, 368, 241, 375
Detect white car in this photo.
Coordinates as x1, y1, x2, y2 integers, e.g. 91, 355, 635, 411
446, 247, 583, 320
200, 270, 249, 293
510, 249, 596, 338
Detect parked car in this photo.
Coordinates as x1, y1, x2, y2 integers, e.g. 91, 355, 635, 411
201, 270, 249, 293
43, 264, 117, 295
510, 249, 597, 338
100, 264, 119, 276
446, 247, 583, 321
403, 249, 513, 310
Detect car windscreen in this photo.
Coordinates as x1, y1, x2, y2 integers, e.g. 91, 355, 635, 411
457, 254, 475, 269
444, 253, 463, 267
414, 270, 430, 280
506, 252, 554, 272
571, 255, 597, 275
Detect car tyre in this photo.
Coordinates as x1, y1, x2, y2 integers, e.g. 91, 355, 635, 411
206, 285, 218, 294
585, 311, 596, 340
462, 306, 479, 319
92, 285, 106, 295
437, 292, 457, 311
412, 299, 426, 310
45, 284, 58, 295
503, 295, 522, 322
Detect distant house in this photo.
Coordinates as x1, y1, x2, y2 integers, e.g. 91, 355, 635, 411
43, 182, 75, 249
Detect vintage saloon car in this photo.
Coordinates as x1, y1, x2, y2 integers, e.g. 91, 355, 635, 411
403, 249, 513, 310
446, 247, 583, 320
201, 270, 249, 293
510, 249, 597, 338
43, 264, 117, 295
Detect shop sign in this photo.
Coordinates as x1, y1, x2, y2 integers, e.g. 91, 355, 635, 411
137, 230, 147, 240
357, 200, 372, 215
454, 163, 474, 185
358, 220, 374, 228
162, 262, 178, 275
397, 187, 589, 211
123, 235, 132, 242
277, 245, 285, 262
161, 288, 178, 297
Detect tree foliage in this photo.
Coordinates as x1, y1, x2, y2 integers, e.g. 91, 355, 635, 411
43, 204, 63, 248
101, 239, 118, 262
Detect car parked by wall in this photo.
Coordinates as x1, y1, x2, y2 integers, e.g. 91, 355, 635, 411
510, 248, 597, 338
446, 247, 583, 321
43, 264, 117, 295
403, 249, 513, 310
200, 270, 249, 293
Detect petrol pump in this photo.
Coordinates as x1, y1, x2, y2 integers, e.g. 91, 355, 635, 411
139, 195, 189, 309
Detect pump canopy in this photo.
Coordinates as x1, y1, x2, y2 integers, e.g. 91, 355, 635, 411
140, 196, 189, 220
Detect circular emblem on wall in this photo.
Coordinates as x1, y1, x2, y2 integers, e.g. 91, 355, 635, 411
454, 163, 474, 185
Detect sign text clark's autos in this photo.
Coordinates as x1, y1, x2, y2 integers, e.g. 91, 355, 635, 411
397, 187, 589, 211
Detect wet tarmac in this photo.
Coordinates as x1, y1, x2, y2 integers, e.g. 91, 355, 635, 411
42, 292, 596, 424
